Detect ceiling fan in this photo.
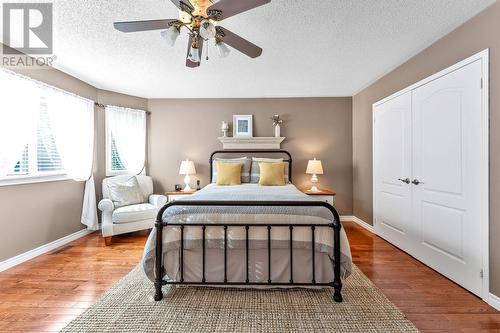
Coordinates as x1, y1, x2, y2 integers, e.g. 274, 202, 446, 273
113, 0, 271, 68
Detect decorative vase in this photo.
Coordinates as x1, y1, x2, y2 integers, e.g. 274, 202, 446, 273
274, 124, 281, 137
221, 121, 229, 137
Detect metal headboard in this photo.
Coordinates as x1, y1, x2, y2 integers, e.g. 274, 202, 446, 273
209, 150, 293, 183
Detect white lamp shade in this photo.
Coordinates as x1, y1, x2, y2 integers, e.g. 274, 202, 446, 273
179, 160, 196, 175
199, 20, 216, 39
187, 44, 201, 63
306, 158, 324, 175
216, 42, 231, 58
160, 26, 180, 47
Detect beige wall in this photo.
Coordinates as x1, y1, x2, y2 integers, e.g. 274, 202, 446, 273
148, 98, 353, 215
0, 58, 147, 262
352, 2, 500, 294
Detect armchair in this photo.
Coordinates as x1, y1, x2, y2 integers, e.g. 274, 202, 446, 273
98, 175, 167, 245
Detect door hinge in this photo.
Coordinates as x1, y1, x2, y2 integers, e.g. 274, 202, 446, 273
480, 269, 484, 278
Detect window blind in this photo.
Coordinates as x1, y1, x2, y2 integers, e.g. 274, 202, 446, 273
37, 98, 64, 172
7, 97, 64, 176
110, 133, 125, 171
0, 68, 94, 181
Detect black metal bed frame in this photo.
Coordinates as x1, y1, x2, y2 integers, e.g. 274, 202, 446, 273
154, 150, 343, 303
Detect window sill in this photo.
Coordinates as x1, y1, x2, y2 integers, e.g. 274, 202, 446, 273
0, 174, 71, 187
106, 170, 133, 177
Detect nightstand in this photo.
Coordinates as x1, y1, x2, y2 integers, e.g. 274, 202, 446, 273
300, 189, 336, 205
165, 190, 197, 202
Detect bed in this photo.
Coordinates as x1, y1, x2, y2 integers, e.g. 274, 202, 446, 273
142, 150, 351, 303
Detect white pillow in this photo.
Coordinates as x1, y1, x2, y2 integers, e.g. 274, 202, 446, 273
107, 176, 145, 208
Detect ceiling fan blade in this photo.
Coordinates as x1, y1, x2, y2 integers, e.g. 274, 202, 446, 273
207, 0, 271, 21
216, 27, 262, 58
114, 19, 179, 32
170, 0, 194, 13
186, 36, 204, 68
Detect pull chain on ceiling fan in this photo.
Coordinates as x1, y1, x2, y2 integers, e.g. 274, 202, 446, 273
114, 0, 271, 68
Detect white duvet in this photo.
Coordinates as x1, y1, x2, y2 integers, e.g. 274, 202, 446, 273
142, 184, 352, 284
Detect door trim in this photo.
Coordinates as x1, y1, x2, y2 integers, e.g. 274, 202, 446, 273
372, 49, 490, 301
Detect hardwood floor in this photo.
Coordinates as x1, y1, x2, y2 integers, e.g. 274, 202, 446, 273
0, 222, 499, 332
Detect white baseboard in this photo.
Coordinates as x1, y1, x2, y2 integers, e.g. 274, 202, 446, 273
488, 293, 500, 311
341, 215, 374, 233
0, 228, 94, 272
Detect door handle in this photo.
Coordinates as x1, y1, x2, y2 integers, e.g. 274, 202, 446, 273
398, 178, 410, 184
412, 179, 423, 185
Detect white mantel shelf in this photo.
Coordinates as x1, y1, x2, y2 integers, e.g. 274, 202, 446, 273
218, 137, 285, 149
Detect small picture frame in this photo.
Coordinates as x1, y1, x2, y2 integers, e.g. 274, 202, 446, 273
233, 115, 253, 137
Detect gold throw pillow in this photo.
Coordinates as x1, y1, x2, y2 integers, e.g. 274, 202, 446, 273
258, 162, 286, 186
216, 162, 243, 185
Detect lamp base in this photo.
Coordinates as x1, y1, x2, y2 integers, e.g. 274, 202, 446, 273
183, 175, 193, 192
309, 174, 320, 193
183, 184, 194, 192
308, 185, 320, 193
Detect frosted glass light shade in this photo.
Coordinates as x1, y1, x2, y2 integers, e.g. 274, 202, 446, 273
160, 26, 180, 47
179, 160, 196, 175
216, 42, 231, 58
199, 20, 216, 39
306, 158, 323, 175
188, 45, 201, 62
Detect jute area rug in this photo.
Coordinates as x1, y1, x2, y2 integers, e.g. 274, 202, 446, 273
61, 264, 419, 332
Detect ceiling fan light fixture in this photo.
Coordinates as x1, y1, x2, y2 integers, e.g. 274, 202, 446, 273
113, 0, 271, 67
199, 20, 216, 40
216, 41, 230, 58
160, 26, 180, 47
188, 43, 201, 63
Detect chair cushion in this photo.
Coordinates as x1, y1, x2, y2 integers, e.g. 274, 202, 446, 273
107, 176, 145, 208
112, 203, 157, 224
102, 175, 153, 201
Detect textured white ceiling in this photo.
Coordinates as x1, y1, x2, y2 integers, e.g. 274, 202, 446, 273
1, 0, 495, 98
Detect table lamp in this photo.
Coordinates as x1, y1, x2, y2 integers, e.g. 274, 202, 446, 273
179, 160, 196, 192
306, 158, 324, 192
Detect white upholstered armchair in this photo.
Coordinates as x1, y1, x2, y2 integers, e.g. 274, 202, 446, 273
98, 175, 167, 245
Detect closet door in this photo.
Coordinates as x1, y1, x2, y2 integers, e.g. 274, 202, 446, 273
373, 92, 413, 252
411, 60, 484, 296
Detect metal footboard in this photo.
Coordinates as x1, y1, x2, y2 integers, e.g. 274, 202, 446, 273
153, 200, 343, 303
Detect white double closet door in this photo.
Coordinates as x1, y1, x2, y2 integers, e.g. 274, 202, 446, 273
373, 57, 488, 297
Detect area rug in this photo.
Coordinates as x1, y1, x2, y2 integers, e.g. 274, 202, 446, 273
61, 264, 419, 332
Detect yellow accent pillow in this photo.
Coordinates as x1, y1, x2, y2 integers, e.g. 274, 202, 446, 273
216, 162, 243, 185
258, 162, 286, 186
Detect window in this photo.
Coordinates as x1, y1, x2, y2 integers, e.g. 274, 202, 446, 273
0, 68, 94, 186
110, 133, 126, 172
105, 105, 147, 176
3, 96, 66, 183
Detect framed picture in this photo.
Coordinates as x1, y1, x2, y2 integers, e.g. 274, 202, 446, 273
233, 115, 253, 137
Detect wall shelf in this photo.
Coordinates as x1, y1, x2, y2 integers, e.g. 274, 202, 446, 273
218, 137, 285, 149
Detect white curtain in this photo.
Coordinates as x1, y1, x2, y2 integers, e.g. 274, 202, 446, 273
80, 175, 98, 230
106, 105, 147, 174
45, 87, 98, 230
0, 69, 40, 176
